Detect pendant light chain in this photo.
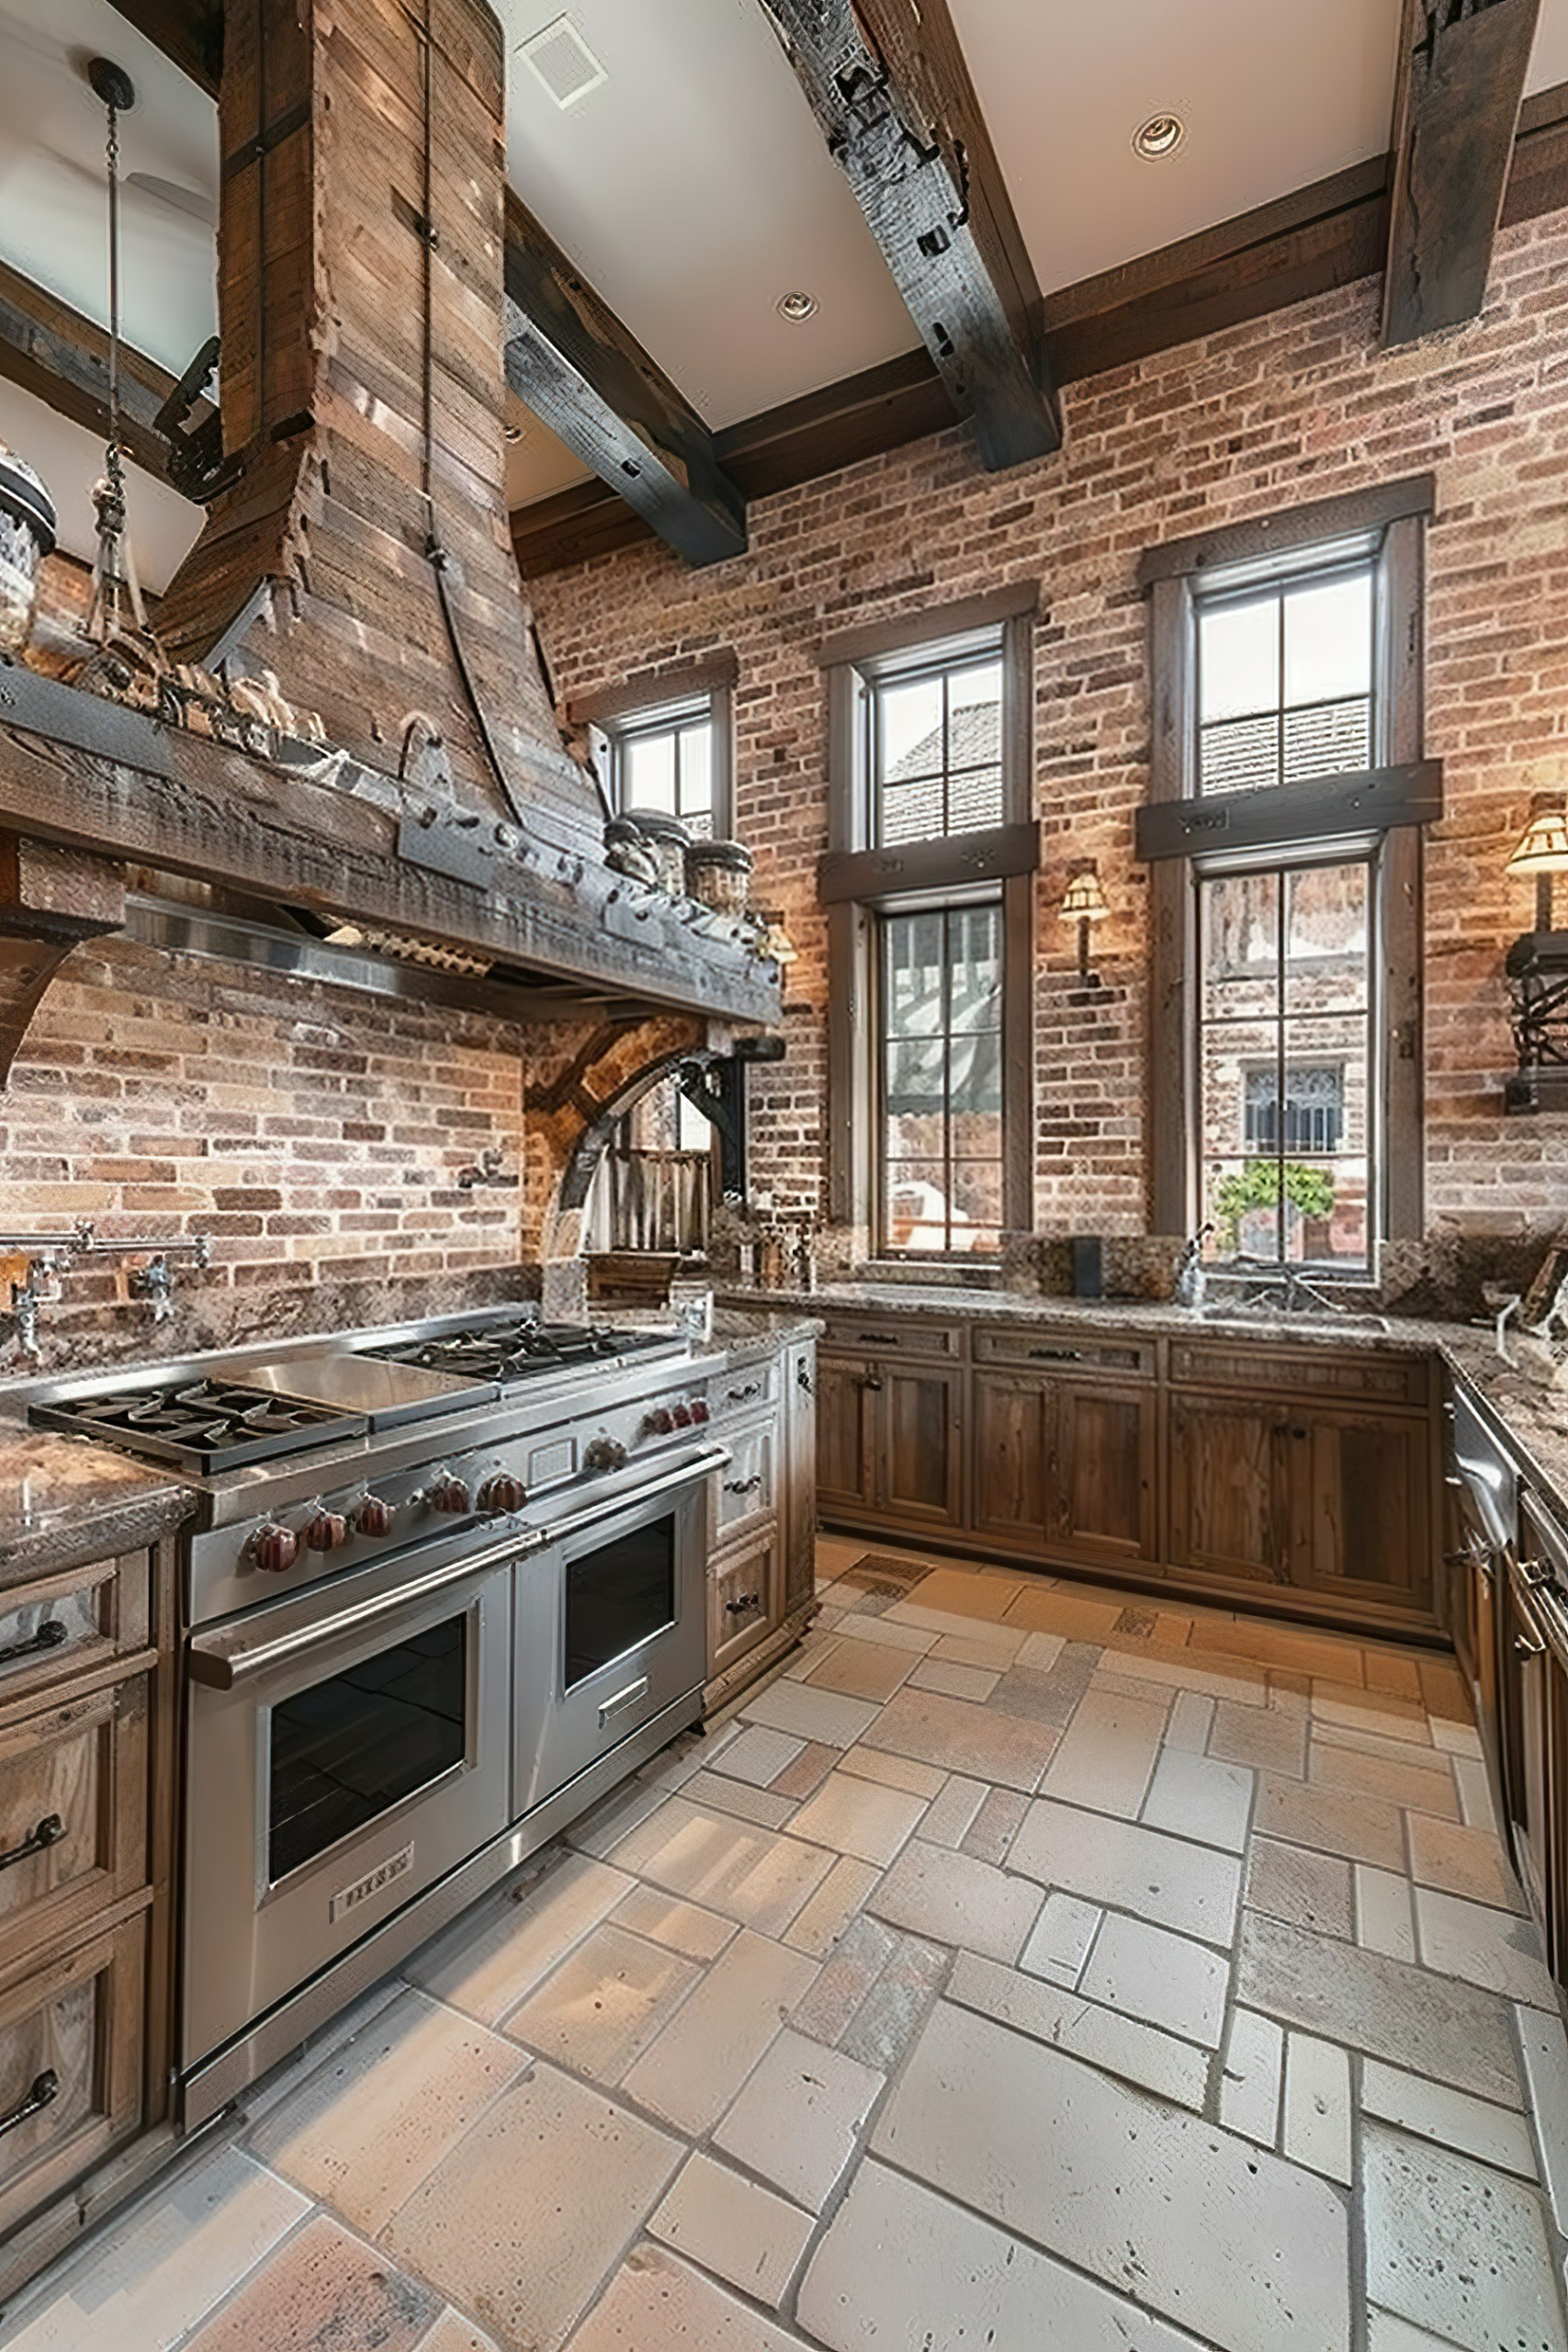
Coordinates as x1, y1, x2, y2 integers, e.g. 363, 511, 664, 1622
87, 62, 147, 642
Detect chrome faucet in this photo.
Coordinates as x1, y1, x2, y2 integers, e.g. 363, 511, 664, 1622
1173, 1224, 1213, 1310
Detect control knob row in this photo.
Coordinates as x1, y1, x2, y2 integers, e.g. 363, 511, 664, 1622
640, 1397, 710, 1438
250, 1491, 397, 1572
477, 1472, 528, 1515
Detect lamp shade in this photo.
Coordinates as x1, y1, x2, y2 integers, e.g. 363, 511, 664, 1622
1506, 795, 1568, 876
1061, 864, 1111, 924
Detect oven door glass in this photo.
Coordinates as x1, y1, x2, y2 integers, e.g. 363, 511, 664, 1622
564, 1516, 675, 1690
267, 1611, 468, 1883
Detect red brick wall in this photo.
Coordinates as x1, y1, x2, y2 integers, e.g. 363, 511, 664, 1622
527, 215, 1568, 1257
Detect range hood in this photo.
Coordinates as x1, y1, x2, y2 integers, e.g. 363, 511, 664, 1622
0, 0, 778, 1038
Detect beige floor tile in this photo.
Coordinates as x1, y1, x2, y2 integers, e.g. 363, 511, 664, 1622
908, 1656, 1001, 1701
649, 2154, 814, 2306
837, 1928, 948, 2072
1219, 2007, 1283, 2146
1309, 1739, 1460, 1819
1361, 1646, 1425, 1702
998, 1586, 1125, 1639
1416, 1654, 1472, 1724
411, 2314, 504, 2352
382, 2061, 680, 2352
248, 1988, 525, 2234
1254, 1773, 1406, 1869
1355, 1864, 1416, 1962
1311, 1683, 1429, 1737
769, 1738, 840, 1800
798, 2157, 1207, 2352
740, 1675, 884, 1747
1406, 1811, 1528, 1912
863, 1685, 1057, 1792
181, 2216, 438, 2352
2, 2147, 308, 2352
711, 1724, 806, 1786
1453, 1752, 1501, 1833
902, 1566, 1025, 1622
874, 2000, 1349, 2351
1209, 1697, 1306, 1778
946, 1952, 1209, 2110
608, 1883, 739, 1962
1019, 1890, 1102, 1987
868, 1838, 1043, 1962
1095, 1643, 1269, 1704
1361, 2059, 1538, 2178
713, 2025, 884, 2210
566, 1775, 673, 1860
789, 1767, 929, 1864
1039, 1687, 1169, 1818
604, 1797, 835, 1937
961, 1784, 1029, 1865
838, 1744, 947, 1797
1245, 1838, 1354, 1939
805, 1636, 918, 1702
1429, 1714, 1485, 1758
408, 1852, 634, 2027
503, 1922, 701, 2083
1363, 2123, 1562, 2350
784, 1853, 882, 1958
792, 1910, 901, 2045
929, 1625, 1027, 1668
1414, 1885, 1559, 2007
1366, 2312, 1469, 2352
682, 1770, 798, 1829
1517, 2006, 1568, 2238
1236, 1911, 1523, 2105
1164, 1688, 1215, 1753
566, 2244, 802, 2351
619, 1928, 818, 2133
1010, 1799, 1242, 1944
1201, 1619, 1365, 1681
1281, 2032, 1352, 2184
918, 1772, 988, 1846
829, 1611, 938, 1657
1016, 1627, 1066, 1672
1141, 1745, 1253, 1852
1080, 1910, 1230, 2047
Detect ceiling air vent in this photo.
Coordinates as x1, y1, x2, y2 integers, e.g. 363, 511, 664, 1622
519, 16, 607, 109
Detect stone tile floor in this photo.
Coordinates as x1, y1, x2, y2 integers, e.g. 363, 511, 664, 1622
6, 1535, 1568, 2351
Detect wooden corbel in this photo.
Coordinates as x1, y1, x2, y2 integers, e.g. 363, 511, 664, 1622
0, 835, 127, 1088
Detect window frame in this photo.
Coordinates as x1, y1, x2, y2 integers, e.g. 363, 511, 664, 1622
1142, 480, 1435, 1263
820, 588, 1038, 1260
569, 653, 736, 841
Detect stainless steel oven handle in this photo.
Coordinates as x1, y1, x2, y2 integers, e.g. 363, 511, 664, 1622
532, 1444, 731, 1550
187, 1525, 547, 1691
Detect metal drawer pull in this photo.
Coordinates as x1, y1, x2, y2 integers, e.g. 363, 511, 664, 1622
1516, 1629, 1547, 1658
727, 1382, 761, 1404
1028, 1346, 1084, 1363
724, 1475, 763, 1497
0, 1814, 63, 1874
0, 1622, 67, 1669
862, 1373, 884, 1392
0, 2071, 58, 2140
857, 1332, 904, 1347
599, 1677, 649, 1726
725, 1591, 761, 1615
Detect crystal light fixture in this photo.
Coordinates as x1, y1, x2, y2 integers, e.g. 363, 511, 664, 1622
1060, 860, 1111, 983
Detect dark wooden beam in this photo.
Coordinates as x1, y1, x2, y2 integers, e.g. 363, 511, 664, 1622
502, 193, 747, 570
0, 258, 200, 492
757, 0, 1057, 471
105, 0, 222, 97
1382, 0, 1542, 345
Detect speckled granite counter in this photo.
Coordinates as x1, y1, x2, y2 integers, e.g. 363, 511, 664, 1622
0, 1423, 196, 1587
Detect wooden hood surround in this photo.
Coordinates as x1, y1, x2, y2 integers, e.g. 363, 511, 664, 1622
0, 0, 779, 1082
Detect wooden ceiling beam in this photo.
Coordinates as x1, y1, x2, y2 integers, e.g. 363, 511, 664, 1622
502, 193, 747, 569
0, 256, 198, 492
1382, 0, 1542, 345
757, 0, 1058, 471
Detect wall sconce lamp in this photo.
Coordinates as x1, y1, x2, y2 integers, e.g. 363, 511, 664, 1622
1503, 793, 1568, 1112
1060, 860, 1111, 985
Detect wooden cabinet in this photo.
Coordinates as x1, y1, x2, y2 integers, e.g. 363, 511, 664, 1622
0, 1679, 149, 1980
816, 1354, 876, 1516
707, 1529, 780, 1686
972, 1371, 1156, 1566
0, 1916, 146, 2251
1168, 1395, 1294, 1584
704, 1334, 818, 1709
818, 1352, 964, 1532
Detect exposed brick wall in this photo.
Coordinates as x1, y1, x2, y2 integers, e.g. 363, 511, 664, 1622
0, 939, 531, 1373
526, 213, 1568, 1260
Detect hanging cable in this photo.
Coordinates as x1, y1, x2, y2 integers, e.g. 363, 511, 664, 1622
85, 57, 148, 643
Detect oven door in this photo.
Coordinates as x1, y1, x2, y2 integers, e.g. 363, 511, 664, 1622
182, 1540, 516, 2074
513, 1447, 723, 1819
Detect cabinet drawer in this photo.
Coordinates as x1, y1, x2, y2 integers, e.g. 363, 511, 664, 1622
1168, 1340, 1429, 1409
974, 1326, 1156, 1381
0, 1554, 151, 1716
820, 1316, 962, 1360
709, 1531, 779, 1677
0, 1679, 149, 1979
709, 1361, 778, 1422
0, 1915, 145, 2242
714, 1419, 777, 1542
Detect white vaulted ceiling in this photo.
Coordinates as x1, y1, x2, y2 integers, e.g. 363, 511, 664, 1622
2, 0, 1568, 540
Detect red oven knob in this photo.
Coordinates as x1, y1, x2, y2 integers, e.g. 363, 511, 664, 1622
250, 1521, 298, 1575
670, 1403, 693, 1430
304, 1509, 350, 1554
642, 1407, 673, 1437
428, 1473, 471, 1514
583, 1437, 628, 1475
355, 1494, 396, 1539
477, 1473, 528, 1515
688, 1397, 710, 1424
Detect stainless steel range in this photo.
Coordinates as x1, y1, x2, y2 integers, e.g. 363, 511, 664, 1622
24, 1310, 728, 2124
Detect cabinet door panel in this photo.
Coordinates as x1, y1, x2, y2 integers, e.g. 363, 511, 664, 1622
817, 1356, 874, 1513
1302, 1412, 1432, 1607
881, 1365, 964, 1528
1055, 1385, 1158, 1565
783, 1344, 818, 1618
1168, 1398, 1292, 1584
709, 1532, 779, 1679
971, 1374, 1050, 1546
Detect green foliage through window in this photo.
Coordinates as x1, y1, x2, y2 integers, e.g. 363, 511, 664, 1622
1212, 1159, 1336, 1253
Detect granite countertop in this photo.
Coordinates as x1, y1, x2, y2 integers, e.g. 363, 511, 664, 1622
0, 1422, 197, 1587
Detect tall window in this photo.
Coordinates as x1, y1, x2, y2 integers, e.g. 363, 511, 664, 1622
609, 696, 717, 838
1139, 478, 1436, 1272
821, 588, 1037, 1261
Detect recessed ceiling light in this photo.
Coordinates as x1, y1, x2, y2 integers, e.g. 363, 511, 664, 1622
776, 290, 818, 322
1133, 112, 1185, 161
519, 16, 606, 110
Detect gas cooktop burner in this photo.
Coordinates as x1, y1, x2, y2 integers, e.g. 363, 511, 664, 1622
363, 1319, 675, 1384
30, 1381, 370, 1473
